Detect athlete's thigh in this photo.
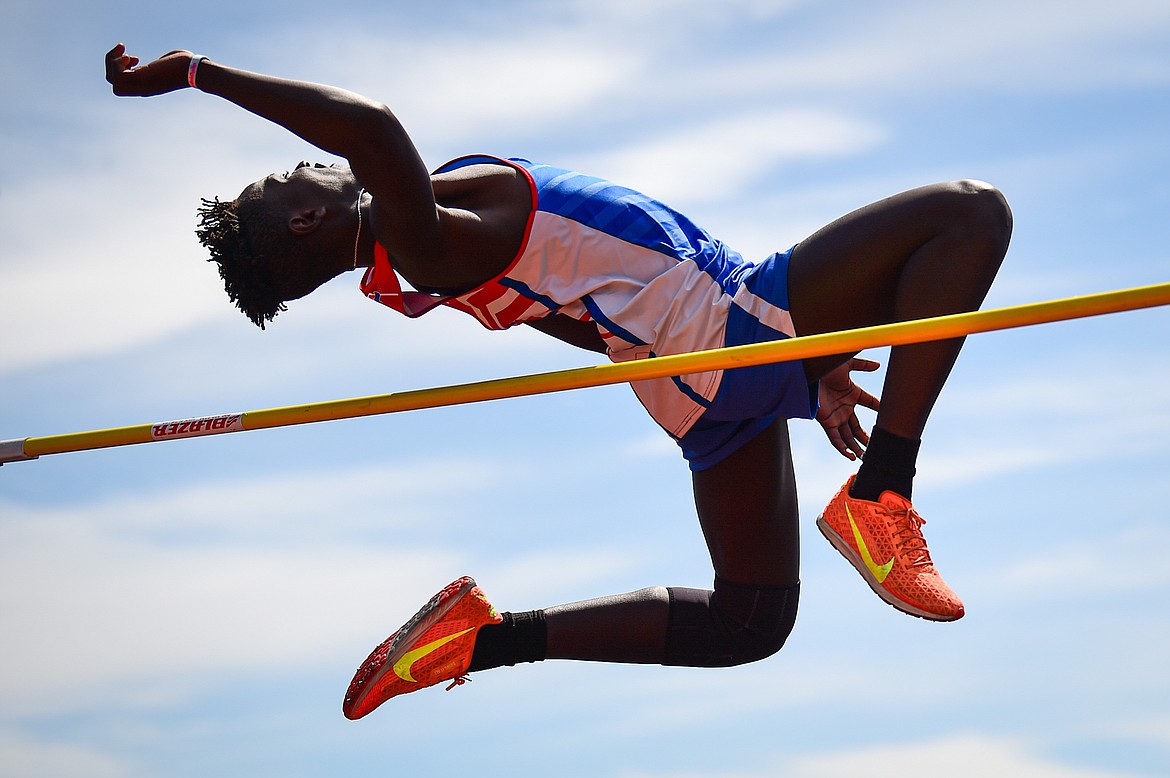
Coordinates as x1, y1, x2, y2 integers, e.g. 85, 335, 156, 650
787, 182, 969, 339
691, 419, 799, 587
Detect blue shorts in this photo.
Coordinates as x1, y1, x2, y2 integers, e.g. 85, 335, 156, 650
675, 248, 818, 471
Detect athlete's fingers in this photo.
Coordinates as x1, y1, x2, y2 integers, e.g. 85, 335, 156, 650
849, 412, 870, 450
105, 44, 143, 91
105, 43, 125, 83
841, 424, 862, 459
850, 357, 881, 373
830, 432, 850, 459
857, 387, 880, 414
827, 423, 859, 461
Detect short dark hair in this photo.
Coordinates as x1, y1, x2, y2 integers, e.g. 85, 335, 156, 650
195, 194, 287, 329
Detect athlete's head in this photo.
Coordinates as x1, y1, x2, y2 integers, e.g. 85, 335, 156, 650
197, 162, 362, 328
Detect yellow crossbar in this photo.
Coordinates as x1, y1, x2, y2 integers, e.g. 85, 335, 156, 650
2, 281, 1168, 465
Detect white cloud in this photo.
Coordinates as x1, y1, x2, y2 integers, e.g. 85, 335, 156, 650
565, 0, 809, 24
0, 527, 458, 717
0, 513, 643, 719
705, 0, 1170, 97
0, 730, 130, 778
620, 733, 1153, 778
1099, 714, 1170, 749
783, 733, 1149, 778
0, 100, 296, 373
572, 108, 885, 204
243, 17, 647, 150
903, 347, 1170, 489
0, 453, 653, 719
0, 459, 506, 539
987, 524, 1170, 596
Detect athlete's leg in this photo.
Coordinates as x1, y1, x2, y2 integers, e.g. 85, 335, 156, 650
349, 429, 800, 717
790, 181, 1010, 620
475, 184, 1016, 669
788, 179, 1012, 439
665, 419, 801, 666
540, 419, 800, 666
541, 419, 798, 663
470, 419, 800, 668
689, 419, 799, 588
541, 587, 670, 663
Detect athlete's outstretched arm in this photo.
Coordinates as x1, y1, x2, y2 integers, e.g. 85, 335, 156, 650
104, 43, 439, 263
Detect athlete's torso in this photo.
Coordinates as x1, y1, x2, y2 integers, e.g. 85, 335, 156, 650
361, 155, 770, 436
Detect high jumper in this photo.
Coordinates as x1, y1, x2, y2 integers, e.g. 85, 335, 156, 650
105, 42, 1011, 719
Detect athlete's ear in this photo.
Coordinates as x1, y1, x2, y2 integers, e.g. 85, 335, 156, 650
288, 206, 326, 236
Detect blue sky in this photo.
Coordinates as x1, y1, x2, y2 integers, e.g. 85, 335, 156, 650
2, 1, 1169, 776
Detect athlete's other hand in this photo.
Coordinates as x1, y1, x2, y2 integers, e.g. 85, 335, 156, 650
816, 357, 880, 460
105, 43, 194, 97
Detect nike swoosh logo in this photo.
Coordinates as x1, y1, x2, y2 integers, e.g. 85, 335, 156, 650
846, 504, 895, 584
393, 628, 475, 683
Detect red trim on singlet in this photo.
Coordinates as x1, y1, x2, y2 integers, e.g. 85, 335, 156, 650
358, 156, 540, 322
358, 243, 450, 317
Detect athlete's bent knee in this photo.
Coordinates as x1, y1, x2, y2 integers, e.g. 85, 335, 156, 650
948, 179, 1014, 249
663, 578, 800, 668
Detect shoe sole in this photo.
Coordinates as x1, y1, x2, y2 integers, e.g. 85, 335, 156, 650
816, 515, 961, 622
346, 576, 477, 716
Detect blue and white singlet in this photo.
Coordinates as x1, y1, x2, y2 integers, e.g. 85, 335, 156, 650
360, 155, 816, 469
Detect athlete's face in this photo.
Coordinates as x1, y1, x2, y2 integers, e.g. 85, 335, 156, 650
234, 161, 364, 301
242, 161, 359, 214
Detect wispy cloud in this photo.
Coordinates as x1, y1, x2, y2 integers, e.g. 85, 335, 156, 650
573, 108, 885, 204
0, 730, 129, 778
786, 733, 1147, 778
986, 523, 1170, 596
619, 733, 1154, 778
702, 0, 1170, 97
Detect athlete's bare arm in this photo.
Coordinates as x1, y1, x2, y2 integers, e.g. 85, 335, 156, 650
525, 315, 608, 354
104, 44, 525, 286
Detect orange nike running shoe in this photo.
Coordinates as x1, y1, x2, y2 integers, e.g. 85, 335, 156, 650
343, 575, 502, 719
817, 477, 964, 621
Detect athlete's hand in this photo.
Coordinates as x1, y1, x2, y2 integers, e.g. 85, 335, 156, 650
105, 43, 194, 97
816, 357, 881, 460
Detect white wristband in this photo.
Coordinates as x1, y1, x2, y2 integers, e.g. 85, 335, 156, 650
187, 55, 208, 89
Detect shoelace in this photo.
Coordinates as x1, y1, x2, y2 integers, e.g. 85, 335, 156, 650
886, 505, 934, 568
445, 675, 471, 692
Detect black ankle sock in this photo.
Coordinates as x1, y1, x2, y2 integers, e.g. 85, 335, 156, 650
467, 610, 548, 672
850, 427, 921, 502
